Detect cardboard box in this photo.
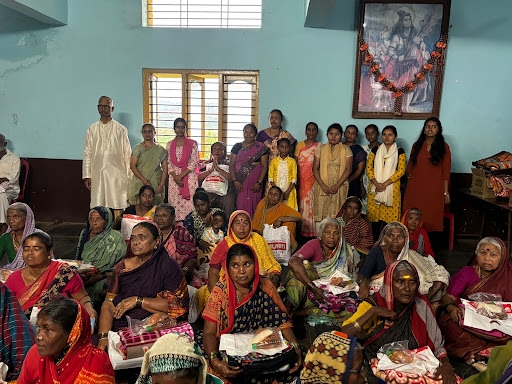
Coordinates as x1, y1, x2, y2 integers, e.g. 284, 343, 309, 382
471, 168, 496, 199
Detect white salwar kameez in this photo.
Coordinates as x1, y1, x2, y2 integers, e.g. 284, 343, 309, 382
82, 119, 131, 209
0, 149, 20, 223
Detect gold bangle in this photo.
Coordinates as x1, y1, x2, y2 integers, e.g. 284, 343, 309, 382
98, 332, 109, 339
136, 296, 143, 307
353, 320, 362, 331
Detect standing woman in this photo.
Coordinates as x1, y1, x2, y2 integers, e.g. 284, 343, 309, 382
166, 118, 199, 221
313, 123, 353, 227
256, 109, 296, 160
230, 124, 268, 217
295, 122, 321, 237
366, 126, 406, 237
403, 117, 451, 234
128, 123, 168, 206
361, 124, 381, 215
344, 124, 367, 199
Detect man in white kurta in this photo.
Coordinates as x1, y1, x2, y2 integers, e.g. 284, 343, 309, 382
0, 134, 20, 232
82, 96, 131, 211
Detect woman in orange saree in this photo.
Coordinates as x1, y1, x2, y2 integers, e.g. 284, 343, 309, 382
294, 122, 321, 237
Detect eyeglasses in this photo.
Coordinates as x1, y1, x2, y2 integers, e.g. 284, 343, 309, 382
97, 104, 112, 109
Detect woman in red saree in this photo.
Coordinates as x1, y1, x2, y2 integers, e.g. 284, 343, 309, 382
18, 297, 114, 383
440, 237, 512, 362
294, 122, 321, 237
5, 232, 96, 321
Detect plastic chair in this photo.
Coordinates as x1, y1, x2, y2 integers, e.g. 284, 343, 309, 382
443, 206, 454, 250
13, 159, 29, 203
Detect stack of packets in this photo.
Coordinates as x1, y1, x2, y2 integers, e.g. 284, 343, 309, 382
462, 299, 512, 336
108, 322, 194, 369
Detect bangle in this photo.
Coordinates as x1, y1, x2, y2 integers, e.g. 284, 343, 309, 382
83, 300, 92, 306
209, 351, 220, 362
98, 332, 109, 339
183, 266, 190, 273
290, 341, 300, 351
136, 296, 143, 307
307, 282, 316, 290
352, 320, 362, 331
444, 192, 449, 196
257, 181, 262, 185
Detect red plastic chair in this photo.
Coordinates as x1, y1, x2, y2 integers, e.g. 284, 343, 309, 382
13, 159, 29, 203
443, 206, 454, 250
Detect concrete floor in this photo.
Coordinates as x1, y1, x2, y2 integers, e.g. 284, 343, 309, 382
38, 221, 483, 379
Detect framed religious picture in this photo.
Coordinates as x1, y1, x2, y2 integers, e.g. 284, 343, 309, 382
352, 0, 451, 119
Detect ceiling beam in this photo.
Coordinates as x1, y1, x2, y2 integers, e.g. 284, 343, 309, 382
0, 0, 67, 25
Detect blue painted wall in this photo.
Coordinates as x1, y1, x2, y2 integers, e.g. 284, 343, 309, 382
0, 0, 510, 172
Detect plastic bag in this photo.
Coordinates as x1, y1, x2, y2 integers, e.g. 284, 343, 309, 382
475, 302, 508, 320
468, 292, 502, 302
262, 224, 291, 265
127, 313, 177, 336
249, 327, 283, 350
121, 214, 151, 242
305, 314, 337, 327
378, 341, 414, 364
202, 163, 229, 196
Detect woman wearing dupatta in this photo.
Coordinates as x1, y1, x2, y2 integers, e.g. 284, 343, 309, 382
230, 124, 268, 218
128, 123, 168, 205
75, 206, 127, 305
295, 122, 321, 237
341, 260, 457, 384
5, 232, 97, 321
401, 208, 435, 257
357, 222, 449, 304
97, 222, 189, 348
156, 203, 203, 289
167, 118, 199, 221
208, 210, 281, 291
18, 297, 115, 384
285, 218, 358, 318
0, 202, 41, 270
256, 109, 296, 160
312, 123, 353, 226
252, 186, 302, 254
336, 196, 374, 258
203, 243, 301, 384
439, 237, 512, 362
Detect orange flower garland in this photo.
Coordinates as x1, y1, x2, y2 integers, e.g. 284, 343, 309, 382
359, 33, 448, 115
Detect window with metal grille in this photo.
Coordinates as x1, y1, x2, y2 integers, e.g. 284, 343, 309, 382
143, 0, 262, 28
143, 69, 259, 159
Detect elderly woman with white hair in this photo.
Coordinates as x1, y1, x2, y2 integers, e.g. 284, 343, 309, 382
285, 217, 358, 317
439, 237, 512, 363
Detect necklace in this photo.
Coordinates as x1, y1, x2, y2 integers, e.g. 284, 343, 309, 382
11, 232, 20, 251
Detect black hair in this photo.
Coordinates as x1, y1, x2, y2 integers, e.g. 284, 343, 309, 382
243, 123, 258, 135
268, 185, 283, 196
345, 124, 359, 135
327, 123, 343, 135
156, 203, 175, 216
212, 210, 227, 223
23, 231, 53, 250
134, 221, 160, 240
173, 117, 187, 128
138, 185, 156, 197
305, 122, 319, 131
193, 188, 210, 204
277, 138, 291, 147
142, 123, 155, 131
410, 117, 446, 166
365, 124, 379, 134
382, 125, 398, 136
269, 109, 284, 121
210, 141, 226, 152
344, 196, 362, 211
38, 297, 78, 335
226, 243, 255, 265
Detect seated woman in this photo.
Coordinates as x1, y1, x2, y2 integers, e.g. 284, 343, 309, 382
462, 340, 512, 384
299, 331, 364, 384
439, 237, 512, 363
75, 206, 127, 305
401, 208, 435, 257
18, 297, 115, 383
252, 186, 302, 253
0, 281, 35, 381
208, 210, 281, 291
357, 222, 450, 304
341, 260, 457, 384
5, 232, 97, 321
137, 333, 222, 384
155, 203, 202, 288
336, 196, 374, 261
97, 221, 189, 351
203, 243, 302, 383
0, 202, 41, 270
184, 188, 227, 255
113, 185, 156, 230
285, 218, 358, 318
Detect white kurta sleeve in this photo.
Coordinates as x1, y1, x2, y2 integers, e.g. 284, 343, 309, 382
82, 126, 92, 179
